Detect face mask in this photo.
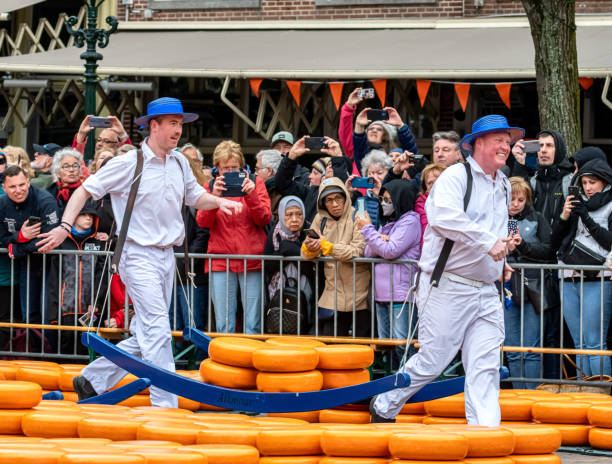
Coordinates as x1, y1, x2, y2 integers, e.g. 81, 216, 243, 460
381, 199, 395, 217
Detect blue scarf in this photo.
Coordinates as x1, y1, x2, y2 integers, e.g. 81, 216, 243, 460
71, 226, 92, 240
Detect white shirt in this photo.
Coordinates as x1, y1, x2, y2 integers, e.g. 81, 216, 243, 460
83, 140, 205, 247
420, 156, 510, 283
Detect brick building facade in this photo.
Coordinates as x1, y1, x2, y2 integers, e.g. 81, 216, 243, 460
118, 0, 610, 21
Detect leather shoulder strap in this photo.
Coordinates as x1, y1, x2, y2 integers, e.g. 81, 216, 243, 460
173, 156, 192, 282
111, 150, 144, 274
430, 162, 473, 287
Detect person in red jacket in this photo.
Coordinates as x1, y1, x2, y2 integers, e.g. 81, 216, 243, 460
196, 140, 271, 334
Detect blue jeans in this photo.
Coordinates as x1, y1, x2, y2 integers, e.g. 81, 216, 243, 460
169, 284, 208, 331
563, 280, 612, 377
376, 301, 417, 371
504, 301, 542, 389
210, 271, 262, 334
18, 259, 42, 324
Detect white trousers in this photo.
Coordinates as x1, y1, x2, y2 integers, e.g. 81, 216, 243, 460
83, 242, 178, 408
373, 272, 504, 426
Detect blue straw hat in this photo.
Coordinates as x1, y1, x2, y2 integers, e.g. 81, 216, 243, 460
134, 97, 198, 126
460, 115, 524, 151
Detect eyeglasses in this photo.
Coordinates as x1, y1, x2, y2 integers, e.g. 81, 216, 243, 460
324, 196, 345, 205
61, 163, 80, 171
96, 137, 119, 145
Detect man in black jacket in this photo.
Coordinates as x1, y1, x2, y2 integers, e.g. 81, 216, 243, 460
0, 166, 60, 324
510, 130, 573, 227
275, 136, 351, 226
510, 129, 573, 380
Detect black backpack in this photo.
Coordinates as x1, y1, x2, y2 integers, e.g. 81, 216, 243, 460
265, 277, 308, 334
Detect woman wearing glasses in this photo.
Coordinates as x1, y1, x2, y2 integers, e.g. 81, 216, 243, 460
47, 148, 84, 214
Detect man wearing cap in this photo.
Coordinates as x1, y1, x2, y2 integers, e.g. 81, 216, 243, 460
271, 131, 310, 186
30, 143, 61, 190
370, 115, 523, 427
37, 97, 242, 408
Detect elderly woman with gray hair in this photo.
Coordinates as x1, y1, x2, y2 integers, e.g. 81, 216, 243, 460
345, 149, 393, 230
47, 148, 85, 214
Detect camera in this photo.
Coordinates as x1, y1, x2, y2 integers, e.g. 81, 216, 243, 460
221, 171, 247, 197
305, 137, 327, 150
358, 88, 375, 99
366, 109, 388, 121
351, 177, 375, 189
89, 117, 112, 128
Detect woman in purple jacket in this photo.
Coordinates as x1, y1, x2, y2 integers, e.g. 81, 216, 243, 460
356, 179, 421, 368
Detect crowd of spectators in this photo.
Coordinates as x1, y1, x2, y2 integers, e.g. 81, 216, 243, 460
0, 91, 611, 386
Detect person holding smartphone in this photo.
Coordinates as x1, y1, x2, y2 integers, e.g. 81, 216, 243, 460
551, 158, 612, 377
301, 177, 370, 337
356, 179, 421, 369
197, 140, 271, 335
504, 177, 556, 389
0, 165, 60, 325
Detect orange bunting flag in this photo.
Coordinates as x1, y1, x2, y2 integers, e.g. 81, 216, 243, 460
454, 83, 470, 112
329, 82, 344, 111
495, 83, 512, 109
287, 80, 302, 107
372, 79, 387, 107
416, 80, 431, 107
249, 78, 263, 98
579, 77, 594, 90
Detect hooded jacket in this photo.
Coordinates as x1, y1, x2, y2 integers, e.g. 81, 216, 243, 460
301, 177, 370, 312
275, 156, 352, 226
363, 180, 421, 302
196, 174, 271, 273
46, 200, 107, 323
571, 146, 608, 171
551, 158, 612, 266
353, 121, 418, 174
511, 129, 574, 226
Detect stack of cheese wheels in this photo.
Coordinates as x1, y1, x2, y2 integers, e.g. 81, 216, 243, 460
202, 336, 375, 394
253, 342, 322, 392
315, 345, 374, 390
201, 337, 264, 390
588, 401, 612, 450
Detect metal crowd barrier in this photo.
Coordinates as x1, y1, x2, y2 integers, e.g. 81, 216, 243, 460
0, 247, 610, 391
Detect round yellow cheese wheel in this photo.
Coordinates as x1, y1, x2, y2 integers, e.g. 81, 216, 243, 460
267, 411, 321, 423
200, 359, 258, 389
178, 444, 259, 464
22, 411, 84, 438
319, 409, 370, 424
257, 371, 323, 392
509, 454, 561, 464
137, 421, 203, 445
589, 426, 612, 450
0, 380, 42, 408
0, 449, 65, 464
78, 416, 142, 441
253, 346, 319, 372
315, 345, 374, 370
0, 409, 30, 434
588, 404, 612, 428
424, 394, 465, 418
435, 425, 515, 457
388, 430, 468, 460
208, 337, 266, 368
58, 454, 145, 463
126, 450, 206, 463
501, 424, 562, 454
320, 429, 390, 457
532, 401, 590, 424
197, 427, 259, 446
545, 423, 591, 446
257, 428, 323, 456
400, 402, 425, 415
259, 458, 323, 464
265, 337, 326, 348
16, 367, 61, 390
321, 369, 370, 389
499, 397, 534, 421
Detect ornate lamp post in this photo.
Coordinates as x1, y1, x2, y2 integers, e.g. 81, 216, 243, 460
66, 1, 118, 159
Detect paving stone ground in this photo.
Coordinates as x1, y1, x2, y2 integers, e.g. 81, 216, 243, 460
557, 451, 612, 463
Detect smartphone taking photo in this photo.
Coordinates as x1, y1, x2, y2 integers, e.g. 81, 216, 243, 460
89, 117, 112, 128
304, 137, 327, 150
568, 185, 580, 201
366, 109, 388, 121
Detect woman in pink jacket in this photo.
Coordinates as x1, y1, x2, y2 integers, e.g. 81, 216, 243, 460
196, 141, 271, 334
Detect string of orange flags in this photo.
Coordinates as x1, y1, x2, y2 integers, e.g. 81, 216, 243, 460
249, 77, 597, 111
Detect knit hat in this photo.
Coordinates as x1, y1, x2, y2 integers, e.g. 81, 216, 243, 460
312, 156, 331, 174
